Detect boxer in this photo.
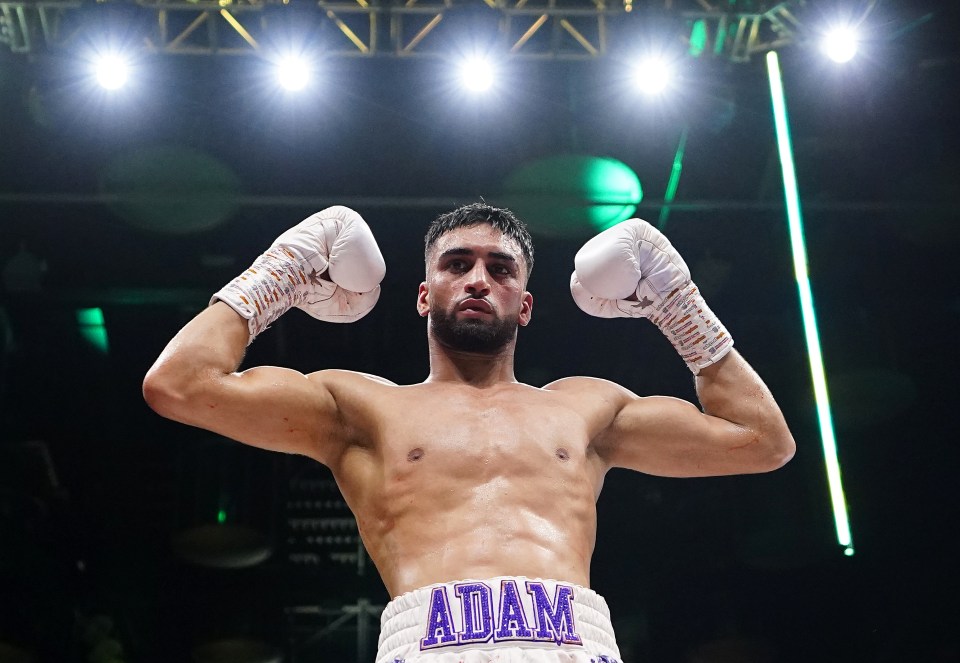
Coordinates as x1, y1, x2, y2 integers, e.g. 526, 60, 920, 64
144, 203, 795, 662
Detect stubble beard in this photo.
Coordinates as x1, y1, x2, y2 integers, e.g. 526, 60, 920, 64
430, 305, 518, 354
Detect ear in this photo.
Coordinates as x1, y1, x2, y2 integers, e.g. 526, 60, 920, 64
417, 282, 430, 317
518, 291, 533, 327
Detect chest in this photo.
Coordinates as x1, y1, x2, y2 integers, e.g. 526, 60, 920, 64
374, 390, 590, 480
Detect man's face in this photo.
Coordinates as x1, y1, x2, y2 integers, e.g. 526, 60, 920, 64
417, 224, 533, 354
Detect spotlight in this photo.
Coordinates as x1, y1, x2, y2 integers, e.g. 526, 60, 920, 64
822, 27, 859, 63
276, 56, 311, 91
94, 54, 131, 91
458, 57, 495, 93
631, 56, 672, 96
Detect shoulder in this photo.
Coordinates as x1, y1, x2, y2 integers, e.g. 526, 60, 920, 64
540, 377, 692, 431
303, 370, 403, 452
546, 377, 698, 430
540, 377, 643, 435
307, 368, 399, 388
542, 375, 638, 403
305, 370, 400, 415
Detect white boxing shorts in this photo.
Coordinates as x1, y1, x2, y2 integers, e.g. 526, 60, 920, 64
376, 576, 623, 663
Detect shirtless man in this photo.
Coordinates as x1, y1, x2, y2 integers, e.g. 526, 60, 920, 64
143, 203, 795, 662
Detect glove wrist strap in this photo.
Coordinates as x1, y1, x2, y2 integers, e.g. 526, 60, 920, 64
653, 283, 734, 374
210, 248, 311, 344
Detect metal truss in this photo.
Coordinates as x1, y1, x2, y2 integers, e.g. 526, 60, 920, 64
1, 0, 806, 61
681, 1, 805, 63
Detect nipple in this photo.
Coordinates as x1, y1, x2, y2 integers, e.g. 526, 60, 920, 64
407, 447, 425, 462
556, 448, 570, 461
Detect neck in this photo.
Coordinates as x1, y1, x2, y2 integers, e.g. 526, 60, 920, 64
425, 335, 519, 387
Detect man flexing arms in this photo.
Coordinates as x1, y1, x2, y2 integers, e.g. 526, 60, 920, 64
143, 203, 795, 662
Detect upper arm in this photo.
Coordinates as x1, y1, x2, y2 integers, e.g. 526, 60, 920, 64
547, 375, 790, 478
596, 394, 770, 477
143, 301, 393, 466
144, 363, 355, 466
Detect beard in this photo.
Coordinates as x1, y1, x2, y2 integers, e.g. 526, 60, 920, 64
430, 305, 518, 354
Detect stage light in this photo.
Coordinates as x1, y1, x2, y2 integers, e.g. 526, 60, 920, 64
276, 56, 311, 91
458, 57, 495, 92
631, 56, 672, 96
821, 27, 859, 63
94, 53, 131, 91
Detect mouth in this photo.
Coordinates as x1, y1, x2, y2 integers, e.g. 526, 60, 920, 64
457, 298, 493, 314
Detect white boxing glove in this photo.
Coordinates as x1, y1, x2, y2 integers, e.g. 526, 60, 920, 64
570, 218, 733, 374
211, 206, 386, 343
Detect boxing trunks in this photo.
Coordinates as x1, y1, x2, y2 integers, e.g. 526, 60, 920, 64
376, 576, 623, 663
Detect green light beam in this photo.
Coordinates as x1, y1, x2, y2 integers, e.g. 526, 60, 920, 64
76, 307, 109, 353
689, 20, 708, 57
766, 51, 853, 556
658, 125, 689, 231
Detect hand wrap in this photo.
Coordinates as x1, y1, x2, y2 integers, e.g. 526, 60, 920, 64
211, 206, 385, 343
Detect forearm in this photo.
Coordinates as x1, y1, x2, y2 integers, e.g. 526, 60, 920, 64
695, 349, 795, 467
143, 303, 249, 408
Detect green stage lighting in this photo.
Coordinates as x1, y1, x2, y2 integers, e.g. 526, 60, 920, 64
688, 20, 708, 57
76, 308, 109, 354
503, 155, 642, 237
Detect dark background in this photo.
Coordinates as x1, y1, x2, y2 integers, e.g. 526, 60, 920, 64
1, 1, 959, 661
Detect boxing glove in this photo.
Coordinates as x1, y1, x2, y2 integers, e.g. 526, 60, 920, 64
211, 206, 386, 343
570, 218, 733, 374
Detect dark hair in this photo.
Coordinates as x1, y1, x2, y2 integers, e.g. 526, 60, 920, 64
424, 202, 535, 278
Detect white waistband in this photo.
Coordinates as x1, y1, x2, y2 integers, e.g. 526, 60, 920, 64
376, 577, 621, 663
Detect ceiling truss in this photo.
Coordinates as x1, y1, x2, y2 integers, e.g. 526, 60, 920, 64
1, 0, 806, 61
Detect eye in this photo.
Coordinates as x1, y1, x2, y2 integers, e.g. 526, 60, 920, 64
448, 259, 468, 272
490, 264, 512, 276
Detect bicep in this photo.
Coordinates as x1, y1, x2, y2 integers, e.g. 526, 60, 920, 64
596, 395, 763, 478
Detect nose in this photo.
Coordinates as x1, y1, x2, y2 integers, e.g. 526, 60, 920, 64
464, 262, 491, 296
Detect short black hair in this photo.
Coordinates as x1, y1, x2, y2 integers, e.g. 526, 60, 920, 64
424, 202, 534, 278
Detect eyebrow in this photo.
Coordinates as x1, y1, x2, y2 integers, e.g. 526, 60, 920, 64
437, 247, 517, 263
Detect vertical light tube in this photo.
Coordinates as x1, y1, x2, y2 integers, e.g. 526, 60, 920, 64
766, 51, 854, 556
